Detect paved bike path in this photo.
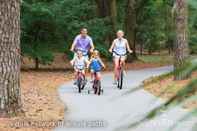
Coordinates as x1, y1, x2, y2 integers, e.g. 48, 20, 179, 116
54, 66, 196, 131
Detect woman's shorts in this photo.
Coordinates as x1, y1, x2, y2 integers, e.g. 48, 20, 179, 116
113, 53, 127, 61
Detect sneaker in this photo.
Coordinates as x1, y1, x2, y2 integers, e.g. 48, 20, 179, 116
84, 79, 88, 85
113, 80, 117, 85
90, 80, 94, 83
101, 89, 104, 94
73, 80, 77, 85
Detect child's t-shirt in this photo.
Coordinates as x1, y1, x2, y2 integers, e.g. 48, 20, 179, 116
73, 57, 87, 70
90, 58, 102, 72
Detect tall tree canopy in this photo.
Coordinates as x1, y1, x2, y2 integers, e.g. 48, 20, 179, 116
20, 0, 197, 66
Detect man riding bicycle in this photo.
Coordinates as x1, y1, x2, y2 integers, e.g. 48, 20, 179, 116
109, 30, 132, 85
70, 28, 94, 60
70, 28, 94, 85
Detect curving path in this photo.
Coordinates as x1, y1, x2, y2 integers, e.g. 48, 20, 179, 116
54, 66, 196, 131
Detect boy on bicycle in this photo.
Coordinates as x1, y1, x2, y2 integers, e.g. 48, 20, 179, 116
70, 50, 89, 85
109, 30, 132, 85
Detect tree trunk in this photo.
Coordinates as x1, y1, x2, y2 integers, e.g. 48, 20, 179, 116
148, 49, 152, 55
173, 0, 190, 80
140, 43, 143, 55
0, 0, 21, 116
35, 58, 39, 70
125, 0, 137, 61
109, 0, 117, 31
95, 0, 117, 45
95, 0, 110, 17
95, 0, 117, 26
165, 2, 174, 56
168, 47, 171, 55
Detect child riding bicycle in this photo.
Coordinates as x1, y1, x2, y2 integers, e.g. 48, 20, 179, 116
89, 50, 105, 83
70, 50, 89, 85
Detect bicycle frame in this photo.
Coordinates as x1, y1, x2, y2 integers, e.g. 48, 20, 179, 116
92, 70, 103, 95
93, 72, 100, 81
117, 56, 123, 75
112, 51, 127, 89
77, 70, 85, 79
76, 69, 86, 93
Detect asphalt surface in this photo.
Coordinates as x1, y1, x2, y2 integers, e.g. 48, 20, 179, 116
54, 66, 196, 131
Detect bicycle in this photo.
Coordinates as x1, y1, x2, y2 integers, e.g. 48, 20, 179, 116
112, 51, 127, 90
87, 68, 104, 95
92, 71, 104, 95
76, 69, 87, 93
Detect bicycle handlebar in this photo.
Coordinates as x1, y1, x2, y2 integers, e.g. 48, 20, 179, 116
72, 48, 89, 56
111, 50, 128, 56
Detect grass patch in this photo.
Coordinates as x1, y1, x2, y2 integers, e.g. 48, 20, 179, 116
138, 55, 173, 65
143, 72, 173, 86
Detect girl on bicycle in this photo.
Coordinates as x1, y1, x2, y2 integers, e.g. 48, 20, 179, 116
89, 50, 105, 83
109, 30, 132, 85
70, 50, 89, 85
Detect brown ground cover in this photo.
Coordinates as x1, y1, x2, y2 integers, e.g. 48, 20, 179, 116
0, 53, 173, 131
144, 72, 197, 110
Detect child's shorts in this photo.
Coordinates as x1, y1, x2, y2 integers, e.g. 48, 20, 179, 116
90, 69, 101, 73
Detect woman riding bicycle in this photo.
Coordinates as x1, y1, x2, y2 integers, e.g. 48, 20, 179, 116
109, 30, 132, 85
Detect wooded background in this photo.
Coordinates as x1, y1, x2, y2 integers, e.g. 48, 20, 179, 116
21, 0, 197, 68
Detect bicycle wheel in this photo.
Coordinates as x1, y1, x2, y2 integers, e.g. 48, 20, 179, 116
81, 76, 86, 90
119, 70, 123, 89
117, 69, 123, 89
93, 80, 97, 94
117, 69, 121, 89
97, 80, 101, 95
77, 77, 82, 93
